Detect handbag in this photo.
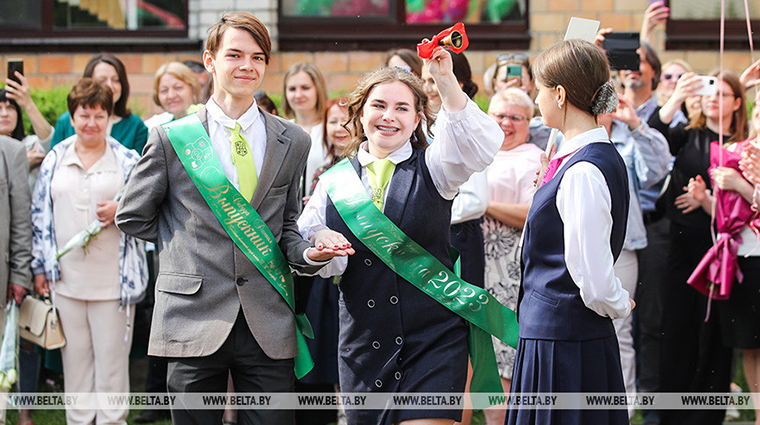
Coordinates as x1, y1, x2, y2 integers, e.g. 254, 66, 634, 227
17, 296, 66, 349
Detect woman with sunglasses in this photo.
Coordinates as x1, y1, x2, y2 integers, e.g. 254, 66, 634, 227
485, 53, 533, 97
657, 60, 701, 119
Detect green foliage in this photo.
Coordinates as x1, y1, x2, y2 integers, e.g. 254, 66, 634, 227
473, 93, 490, 112
24, 85, 70, 135
128, 100, 148, 122
1, 83, 151, 136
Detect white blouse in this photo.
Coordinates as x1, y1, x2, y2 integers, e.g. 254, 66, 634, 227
549, 127, 632, 319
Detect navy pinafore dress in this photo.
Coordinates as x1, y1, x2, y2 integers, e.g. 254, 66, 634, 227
325, 150, 470, 425
507, 141, 630, 425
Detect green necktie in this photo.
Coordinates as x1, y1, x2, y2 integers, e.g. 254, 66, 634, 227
227, 122, 258, 202
366, 159, 395, 210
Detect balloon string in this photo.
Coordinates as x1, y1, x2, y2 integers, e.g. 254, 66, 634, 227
744, 0, 755, 63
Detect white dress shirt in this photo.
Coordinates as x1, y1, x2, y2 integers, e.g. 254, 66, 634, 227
205, 99, 266, 192
450, 171, 489, 224
551, 126, 632, 319
298, 98, 502, 276
428, 118, 489, 225
304, 124, 326, 196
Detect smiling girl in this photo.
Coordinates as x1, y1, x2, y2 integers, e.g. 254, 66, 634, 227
298, 47, 502, 425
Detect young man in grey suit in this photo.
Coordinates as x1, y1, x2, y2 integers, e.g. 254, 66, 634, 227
115, 12, 352, 425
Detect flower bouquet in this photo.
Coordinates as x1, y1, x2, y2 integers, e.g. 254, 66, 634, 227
0, 300, 19, 390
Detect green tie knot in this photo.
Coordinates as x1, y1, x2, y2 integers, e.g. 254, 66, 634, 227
366, 159, 395, 210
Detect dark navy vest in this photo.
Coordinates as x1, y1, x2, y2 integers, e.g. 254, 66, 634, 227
324, 149, 467, 398
519, 141, 629, 341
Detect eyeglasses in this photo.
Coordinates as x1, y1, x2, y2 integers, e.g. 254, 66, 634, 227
496, 53, 529, 65
661, 73, 684, 82
490, 113, 528, 123
707, 92, 736, 99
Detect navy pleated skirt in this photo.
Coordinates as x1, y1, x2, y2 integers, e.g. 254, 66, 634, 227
506, 335, 628, 425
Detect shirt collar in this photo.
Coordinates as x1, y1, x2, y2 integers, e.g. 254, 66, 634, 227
60, 139, 117, 171
554, 126, 610, 158
206, 98, 261, 132
357, 140, 413, 167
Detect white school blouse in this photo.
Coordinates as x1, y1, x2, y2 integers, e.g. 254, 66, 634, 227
549, 127, 632, 319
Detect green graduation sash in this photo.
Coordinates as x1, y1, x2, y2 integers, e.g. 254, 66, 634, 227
163, 114, 314, 379
321, 158, 519, 395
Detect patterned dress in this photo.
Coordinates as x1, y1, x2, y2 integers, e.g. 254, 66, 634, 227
481, 143, 542, 378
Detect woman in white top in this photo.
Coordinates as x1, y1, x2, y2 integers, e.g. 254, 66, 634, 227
481, 87, 542, 425
143, 62, 201, 132
299, 47, 502, 425
282, 62, 329, 195
31, 79, 146, 425
507, 40, 633, 425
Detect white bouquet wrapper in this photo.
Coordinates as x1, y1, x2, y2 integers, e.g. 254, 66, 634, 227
0, 301, 19, 390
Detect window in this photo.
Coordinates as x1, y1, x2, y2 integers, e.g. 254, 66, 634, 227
278, 0, 530, 51
665, 0, 760, 50
0, 0, 197, 52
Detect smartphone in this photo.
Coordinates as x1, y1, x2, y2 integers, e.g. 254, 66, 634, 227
603, 32, 640, 71
694, 76, 718, 96
507, 65, 522, 87
7, 59, 23, 84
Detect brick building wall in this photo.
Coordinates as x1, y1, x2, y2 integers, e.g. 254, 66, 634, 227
2, 0, 755, 121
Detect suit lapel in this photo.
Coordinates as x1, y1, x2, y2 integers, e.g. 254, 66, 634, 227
197, 107, 209, 133
251, 111, 290, 209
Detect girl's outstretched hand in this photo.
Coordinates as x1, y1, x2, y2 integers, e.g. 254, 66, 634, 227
307, 229, 356, 262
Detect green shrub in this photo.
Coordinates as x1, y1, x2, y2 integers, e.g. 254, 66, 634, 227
25, 85, 70, 135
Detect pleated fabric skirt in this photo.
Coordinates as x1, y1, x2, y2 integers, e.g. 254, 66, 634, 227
506, 335, 628, 425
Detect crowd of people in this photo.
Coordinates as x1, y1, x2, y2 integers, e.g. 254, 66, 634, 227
2, 3, 760, 425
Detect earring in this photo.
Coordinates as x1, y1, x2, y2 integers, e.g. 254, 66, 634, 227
557, 102, 562, 110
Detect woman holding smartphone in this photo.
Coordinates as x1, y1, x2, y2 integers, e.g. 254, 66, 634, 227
2, 71, 53, 190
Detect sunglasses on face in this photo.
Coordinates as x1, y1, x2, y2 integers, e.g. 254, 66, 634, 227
661, 73, 684, 82
496, 53, 529, 65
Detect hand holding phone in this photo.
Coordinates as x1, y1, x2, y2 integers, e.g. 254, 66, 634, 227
694, 76, 717, 96
506, 65, 522, 88
7, 59, 23, 85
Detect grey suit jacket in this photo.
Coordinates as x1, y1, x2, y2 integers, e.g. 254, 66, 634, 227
0, 136, 32, 312
115, 108, 317, 359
